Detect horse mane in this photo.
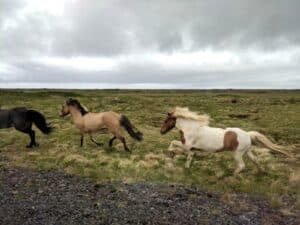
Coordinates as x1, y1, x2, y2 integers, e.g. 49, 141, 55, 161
173, 107, 210, 125
67, 98, 89, 115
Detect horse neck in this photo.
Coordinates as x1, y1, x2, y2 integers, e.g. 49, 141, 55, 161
69, 107, 83, 123
176, 118, 205, 133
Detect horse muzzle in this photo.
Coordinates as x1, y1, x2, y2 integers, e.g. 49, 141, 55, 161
160, 128, 167, 135
59, 111, 68, 117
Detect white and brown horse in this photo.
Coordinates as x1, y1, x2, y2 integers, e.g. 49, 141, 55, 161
160, 107, 292, 175
60, 98, 143, 152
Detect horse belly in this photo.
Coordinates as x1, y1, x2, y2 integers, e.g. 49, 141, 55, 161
195, 140, 224, 152
193, 133, 224, 152
83, 120, 104, 132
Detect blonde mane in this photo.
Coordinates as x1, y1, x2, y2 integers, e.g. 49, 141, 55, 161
82, 104, 89, 112
173, 107, 210, 125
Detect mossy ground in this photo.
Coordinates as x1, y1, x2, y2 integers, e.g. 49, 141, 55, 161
0, 89, 299, 209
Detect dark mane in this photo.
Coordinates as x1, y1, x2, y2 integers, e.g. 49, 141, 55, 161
67, 99, 88, 115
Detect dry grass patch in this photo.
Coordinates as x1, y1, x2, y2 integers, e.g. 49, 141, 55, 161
27, 151, 41, 157
144, 153, 166, 161
118, 159, 134, 168
280, 208, 297, 217
137, 160, 160, 169
289, 170, 300, 184
64, 154, 93, 166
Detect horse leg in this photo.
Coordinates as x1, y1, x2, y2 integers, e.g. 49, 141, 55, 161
168, 140, 186, 157
27, 129, 38, 148
108, 127, 130, 152
80, 135, 84, 147
246, 148, 264, 172
108, 136, 116, 147
170, 143, 195, 168
168, 140, 194, 168
118, 136, 130, 152
233, 151, 245, 175
14, 122, 38, 148
185, 150, 195, 168
89, 134, 103, 146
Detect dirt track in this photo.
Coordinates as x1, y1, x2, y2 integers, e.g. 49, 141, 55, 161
0, 167, 298, 225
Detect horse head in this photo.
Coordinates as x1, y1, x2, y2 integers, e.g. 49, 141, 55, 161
60, 98, 88, 117
160, 111, 176, 134
59, 98, 74, 117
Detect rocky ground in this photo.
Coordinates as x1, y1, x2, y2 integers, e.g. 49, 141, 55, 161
0, 167, 299, 225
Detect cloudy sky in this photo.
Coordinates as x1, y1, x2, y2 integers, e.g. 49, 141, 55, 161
1, 0, 299, 89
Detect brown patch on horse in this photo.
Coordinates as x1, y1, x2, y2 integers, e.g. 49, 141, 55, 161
223, 131, 239, 151
160, 114, 176, 134
180, 130, 185, 144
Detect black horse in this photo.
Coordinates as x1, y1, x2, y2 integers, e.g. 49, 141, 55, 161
0, 107, 53, 148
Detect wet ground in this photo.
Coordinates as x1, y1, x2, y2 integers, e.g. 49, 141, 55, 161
0, 167, 299, 225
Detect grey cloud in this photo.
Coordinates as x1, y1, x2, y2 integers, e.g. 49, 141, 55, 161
0, 0, 300, 89
1, 14, 61, 58
0, 0, 25, 20
3, 0, 300, 57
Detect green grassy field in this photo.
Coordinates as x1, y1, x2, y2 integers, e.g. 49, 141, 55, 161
0, 89, 299, 209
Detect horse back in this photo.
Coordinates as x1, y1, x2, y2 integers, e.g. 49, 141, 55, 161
95, 111, 121, 130
0, 109, 13, 128
0, 107, 29, 129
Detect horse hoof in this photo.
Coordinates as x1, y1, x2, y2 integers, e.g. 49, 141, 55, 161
233, 171, 243, 179
185, 163, 191, 169
258, 168, 266, 174
166, 151, 175, 158
26, 145, 33, 148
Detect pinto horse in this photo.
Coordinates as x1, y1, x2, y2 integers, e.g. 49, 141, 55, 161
59, 98, 143, 152
0, 107, 53, 147
160, 107, 292, 175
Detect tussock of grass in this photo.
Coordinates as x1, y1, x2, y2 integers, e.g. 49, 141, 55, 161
137, 160, 160, 169
144, 153, 166, 161
0, 89, 299, 209
289, 170, 300, 184
63, 154, 93, 166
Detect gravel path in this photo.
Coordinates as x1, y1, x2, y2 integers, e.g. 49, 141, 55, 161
0, 167, 298, 225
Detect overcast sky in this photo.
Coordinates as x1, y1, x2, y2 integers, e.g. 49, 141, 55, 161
1, 0, 299, 89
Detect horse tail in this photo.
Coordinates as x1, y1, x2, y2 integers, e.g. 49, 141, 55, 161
248, 131, 293, 158
120, 115, 143, 141
27, 110, 53, 134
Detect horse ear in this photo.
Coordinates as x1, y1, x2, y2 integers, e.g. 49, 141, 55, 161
167, 112, 172, 116
66, 98, 73, 104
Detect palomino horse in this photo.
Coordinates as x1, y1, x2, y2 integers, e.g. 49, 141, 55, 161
60, 98, 143, 152
0, 107, 53, 147
160, 107, 292, 175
